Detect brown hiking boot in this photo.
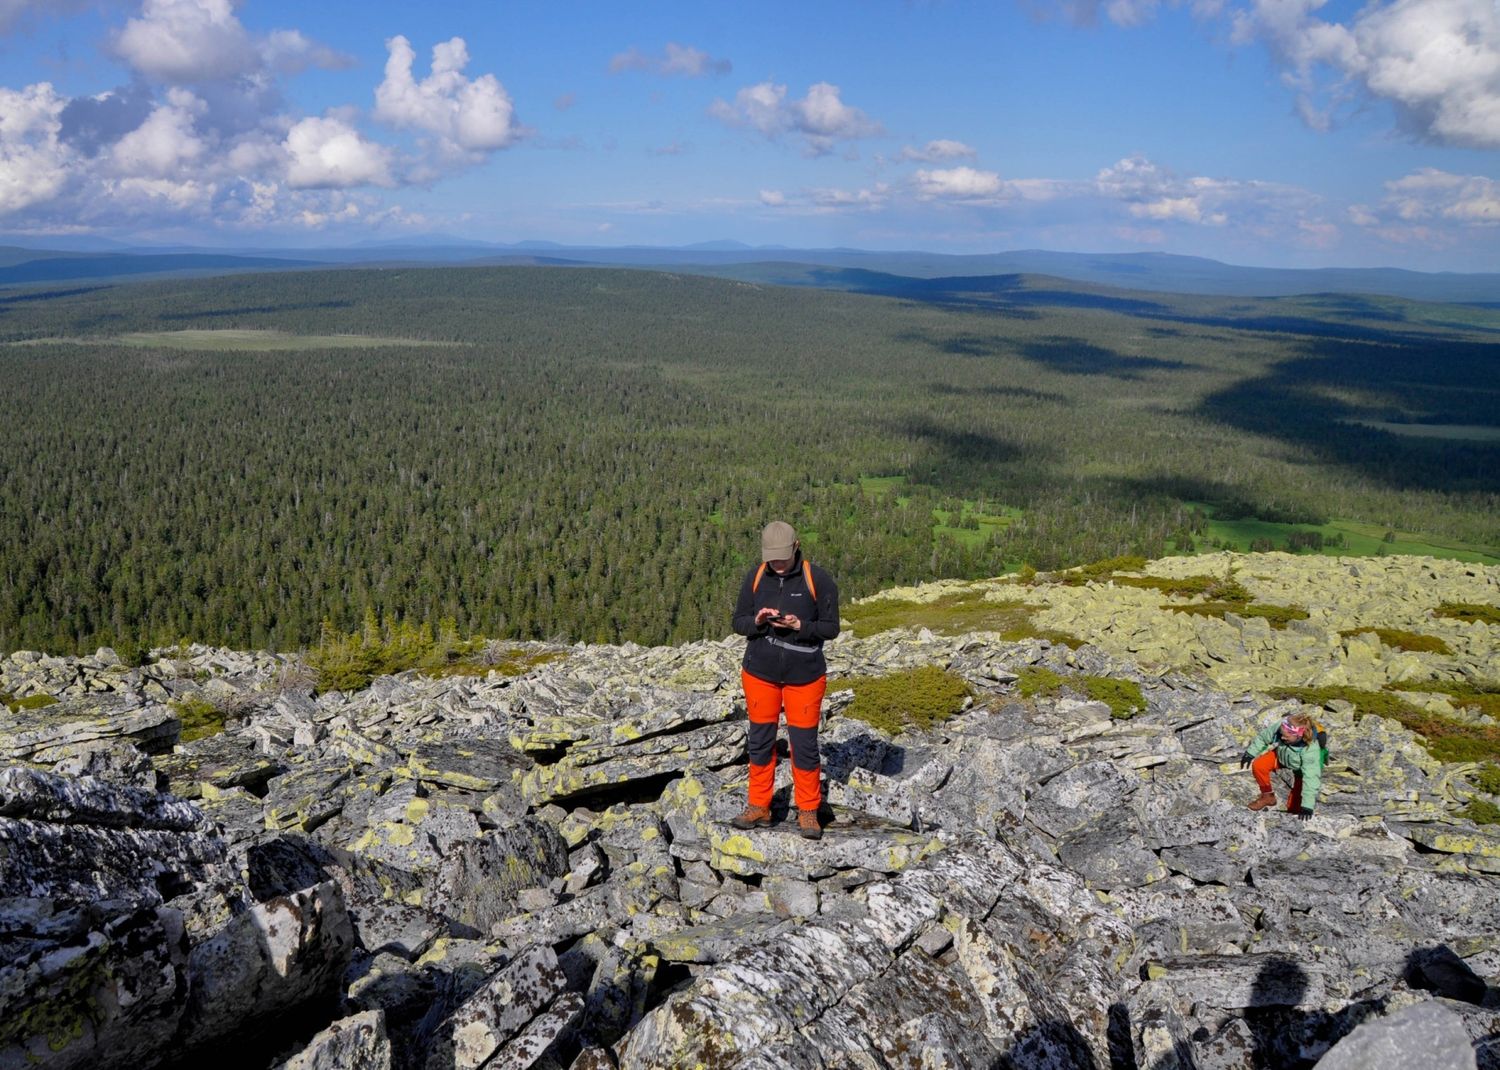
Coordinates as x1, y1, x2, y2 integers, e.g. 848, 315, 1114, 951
731, 805, 772, 830
797, 808, 823, 840
1248, 791, 1277, 811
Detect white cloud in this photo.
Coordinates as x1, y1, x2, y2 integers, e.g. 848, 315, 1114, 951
759, 189, 786, 206
374, 35, 521, 158
283, 115, 393, 189
1093, 154, 1324, 228
1233, 0, 1500, 148
709, 80, 882, 154
1363, 168, 1500, 226
898, 139, 977, 162
110, 87, 206, 178
609, 42, 731, 77
914, 166, 1005, 200
0, 82, 70, 214
114, 0, 254, 82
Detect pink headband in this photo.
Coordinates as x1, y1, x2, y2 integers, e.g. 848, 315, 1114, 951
1280, 719, 1307, 738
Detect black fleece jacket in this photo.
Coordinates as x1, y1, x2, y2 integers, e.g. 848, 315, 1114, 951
731, 552, 840, 686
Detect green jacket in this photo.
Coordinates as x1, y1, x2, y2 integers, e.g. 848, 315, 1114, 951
1246, 720, 1326, 810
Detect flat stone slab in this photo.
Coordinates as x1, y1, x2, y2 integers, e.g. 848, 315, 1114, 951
0, 697, 179, 761
646, 913, 794, 964
152, 732, 281, 799
407, 736, 530, 792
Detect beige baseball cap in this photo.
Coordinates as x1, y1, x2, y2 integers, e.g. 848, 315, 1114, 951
761, 520, 797, 561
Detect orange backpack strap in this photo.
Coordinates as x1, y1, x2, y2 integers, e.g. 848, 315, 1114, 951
752, 563, 766, 594
802, 560, 817, 601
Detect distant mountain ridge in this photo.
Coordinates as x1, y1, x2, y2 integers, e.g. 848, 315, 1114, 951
0, 240, 1496, 303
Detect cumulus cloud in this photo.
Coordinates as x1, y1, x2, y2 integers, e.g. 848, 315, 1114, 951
1234, 0, 1500, 147
284, 115, 393, 189
1357, 168, 1500, 227
1095, 155, 1229, 223
898, 139, 977, 162
110, 87, 206, 178
709, 81, 882, 154
374, 35, 521, 159
609, 42, 731, 77
914, 166, 1005, 201
114, 0, 255, 81
0, 82, 70, 214
755, 184, 888, 212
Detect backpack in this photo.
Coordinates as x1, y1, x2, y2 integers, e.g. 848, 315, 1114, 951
751, 559, 818, 600
1312, 720, 1330, 767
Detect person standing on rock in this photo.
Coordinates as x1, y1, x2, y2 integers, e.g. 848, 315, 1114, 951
730, 520, 840, 840
1240, 712, 1326, 819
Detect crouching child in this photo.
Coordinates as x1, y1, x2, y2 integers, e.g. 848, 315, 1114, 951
1240, 712, 1328, 820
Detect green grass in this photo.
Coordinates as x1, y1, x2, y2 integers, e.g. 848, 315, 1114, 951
1435, 603, 1500, 625
1165, 601, 1310, 628
1015, 665, 1145, 719
1180, 502, 1500, 565
1474, 763, 1500, 796
843, 591, 1079, 646
112, 329, 459, 351
169, 695, 225, 742
1, 692, 58, 713
1273, 685, 1500, 765
1459, 797, 1500, 825
1340, 628, 1454, 655
839, 665, 972, 736
931, 502, 1022, 549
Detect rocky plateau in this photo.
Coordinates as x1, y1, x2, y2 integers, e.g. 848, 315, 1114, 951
2, 552, 1498, 1069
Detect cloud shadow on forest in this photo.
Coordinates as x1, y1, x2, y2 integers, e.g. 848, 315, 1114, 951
1016, 337, 1188, 379
1195, 333, 1500, 494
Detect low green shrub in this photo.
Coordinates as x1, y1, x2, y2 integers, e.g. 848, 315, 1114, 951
1460, 797, 1500, 825
1472, 763, 1500, 796
840, 666, 972, 736
1340, 628, 1453, 655
1017, 666, 1144, 719
1435, 602, 1500, 625
169, 695, 225, 743
1166, 602, 1309, 628
1055, 555, 1148, 585
305, 610, 494, 692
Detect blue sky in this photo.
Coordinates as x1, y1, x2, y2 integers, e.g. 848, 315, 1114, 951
1, 0, 1497, 269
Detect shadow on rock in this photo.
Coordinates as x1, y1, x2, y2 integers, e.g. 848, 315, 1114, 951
998, 1017, 1100, 1069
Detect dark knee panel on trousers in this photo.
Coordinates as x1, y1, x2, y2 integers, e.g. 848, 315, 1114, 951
786, 724, 819, 770
747, 719, 778, 766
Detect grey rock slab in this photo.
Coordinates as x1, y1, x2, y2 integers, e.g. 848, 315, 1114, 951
0, 905, 188, 1070
178, 879, 355, 1050
0, 765, 206, 831
274, 1009, 392, 1070
0, 697, 179, 762
0, 817, 226, 904
49, 739, 158, 790
1315, 1000, 1477, 1070
423, 944, 568, 1070
350, 900, 446, 959
264, 759, 353, 832
1055, 809, 1170, 890
1143, 953, 1327, 1011
407, 735, 531, 792
486, 990, 585, 1070
646, 913, 794, 963
1025, 759, 1142, 839
153, 731, 280, 799
434, 817, 571, 933
1159, 844, 1251, 886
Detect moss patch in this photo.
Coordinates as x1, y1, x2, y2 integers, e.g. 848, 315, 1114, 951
1340, 628, 1453, 655
1435, 602, 1500, 625
1054, 555, 1148, 585
2, 692, 59, 713
839, 666, 972, 736
1112, 574, 1251, 602
844, 592, 1080, 646
1016, 666, 1145, 720
1166, 602, 1309, 628
1472, 763, 1500, 797
170, 695, 225, 743
1273, 685, 1500, 765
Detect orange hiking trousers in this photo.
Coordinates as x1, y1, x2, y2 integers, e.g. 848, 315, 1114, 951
742, 669, 826, 813
1251, 749, 1305, 811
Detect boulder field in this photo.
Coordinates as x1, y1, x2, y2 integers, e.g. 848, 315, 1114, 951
1, 553, 1497, 1069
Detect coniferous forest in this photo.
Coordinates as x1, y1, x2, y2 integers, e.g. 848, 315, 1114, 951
0, 265, 1496, 654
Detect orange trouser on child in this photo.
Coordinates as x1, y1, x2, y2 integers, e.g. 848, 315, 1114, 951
742, 669, 826, 813
1251, 749, 1304, 811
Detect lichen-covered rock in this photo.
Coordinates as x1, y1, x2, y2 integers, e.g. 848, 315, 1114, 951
422, 944, 569, 1070
274, 1009, 392, 1070
1315, 1000, 1478, 1070
0, 696, 180, 762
